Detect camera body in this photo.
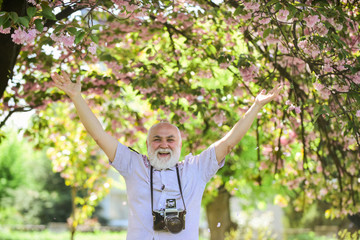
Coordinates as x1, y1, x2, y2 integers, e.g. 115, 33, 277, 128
153, 199, 186, 234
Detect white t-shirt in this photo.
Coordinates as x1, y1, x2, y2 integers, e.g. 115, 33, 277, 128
110, 142, 225, 240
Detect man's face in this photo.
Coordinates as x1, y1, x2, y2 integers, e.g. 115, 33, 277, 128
147, 123, 182, 170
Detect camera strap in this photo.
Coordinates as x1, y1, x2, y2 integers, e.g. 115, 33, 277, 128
150, 164, 187, 213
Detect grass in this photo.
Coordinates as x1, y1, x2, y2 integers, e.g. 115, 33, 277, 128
0, 229, 210, 240
0, 230, 127, 240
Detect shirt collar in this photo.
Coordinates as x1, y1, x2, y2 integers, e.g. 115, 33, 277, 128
152, 165, 176, 171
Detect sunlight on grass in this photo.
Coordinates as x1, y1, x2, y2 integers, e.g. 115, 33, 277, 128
0, 229, 210, 240
0, 230, 127, 240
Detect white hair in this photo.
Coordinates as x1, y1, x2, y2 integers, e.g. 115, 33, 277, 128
146, 122, 182, 144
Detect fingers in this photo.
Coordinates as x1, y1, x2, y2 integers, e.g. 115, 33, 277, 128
269, 84, 283, 95
51, 71, 74, 86
51, 72, 64, 86
61, 70, 71, 82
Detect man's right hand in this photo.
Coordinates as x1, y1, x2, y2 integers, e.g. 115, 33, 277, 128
50, 70, 118, 162
51, 71, 81, 98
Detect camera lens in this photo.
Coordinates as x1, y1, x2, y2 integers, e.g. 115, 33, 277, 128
166, 217, 183, 234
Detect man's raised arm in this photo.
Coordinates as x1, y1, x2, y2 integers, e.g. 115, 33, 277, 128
51, 71, 118, 162
213, 85, 282, 164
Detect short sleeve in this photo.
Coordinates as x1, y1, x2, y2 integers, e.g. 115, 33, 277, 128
109, 142, 136, 178
194, 144, 225, 183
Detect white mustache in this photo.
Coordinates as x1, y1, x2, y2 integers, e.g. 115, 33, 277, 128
156, 149, 172, 154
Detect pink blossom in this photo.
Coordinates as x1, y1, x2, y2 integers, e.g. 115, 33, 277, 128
27, 0, 36, 5
89, 42, 97, 54
239, 65, 258, 82
243, 2, 260, 11
289, 130, 296, 139
51, 33, 75, 47
303, 14, 320, 28
0, 26, 11, 34
313, 82, 325, 91
259, 18, 271, 24
219, 62, 231, 69
333, 84, 349, 92
288, 104, 301, 114
277, 9, 289, 21
298, 40, 307, 49
334, 23, 343, 31
156, 13, 167, 23
213, 112, 226, 126
11, 29, 27, 44
356, 110, 360, 117
238, 12, 252, 20
348, 165, 356, 175
278, 43, 289, 54
280, 136, 288, 145
351, 72, 360, 84
11, 28, 38, 44
323, 64, 333, 72
285, 100, 291, 105
315, 23, 328, 36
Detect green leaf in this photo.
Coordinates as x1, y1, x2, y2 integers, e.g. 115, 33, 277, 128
275, 3, 282, 11
265, 0, 279, 7
34, 19, 44, 32
27, 7, 37, 18
287, 4, 298, 19
75, 31, 86, 44
54, 24, 66, 33
41, 5, 57, 20
18, 16, 30, 27
0, 13, 9, 26
90, 24, 101, 30
205, 44, 217, 56
234, 6, 243, 16
2, 19, 11, 28
67, 27, 77, 35
9, 12, 18, 22
263, 28, 271, 39
90, 34, 99, 44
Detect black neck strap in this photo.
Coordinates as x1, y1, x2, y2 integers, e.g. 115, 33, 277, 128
150, 164, 187, 212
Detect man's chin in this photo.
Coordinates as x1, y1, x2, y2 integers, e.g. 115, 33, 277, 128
149, 156, 179, 170
157, 154, 171, 162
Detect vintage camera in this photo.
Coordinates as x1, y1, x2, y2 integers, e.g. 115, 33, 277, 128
152, 199, 186, 234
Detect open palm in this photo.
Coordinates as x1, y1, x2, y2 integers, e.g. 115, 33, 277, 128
255, 85, 283, 107
51, 71, 81, 98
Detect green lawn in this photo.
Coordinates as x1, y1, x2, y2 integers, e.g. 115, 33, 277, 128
0, 230, 127, 240
0, 229, 210, 240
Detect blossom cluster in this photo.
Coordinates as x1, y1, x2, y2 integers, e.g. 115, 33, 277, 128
50, 32, 75, 48
11, 28, 38, 45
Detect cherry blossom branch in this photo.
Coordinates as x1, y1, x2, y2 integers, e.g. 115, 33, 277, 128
44, 4, 88, 28
0, 106, 33, 129
166, 27, 181, 70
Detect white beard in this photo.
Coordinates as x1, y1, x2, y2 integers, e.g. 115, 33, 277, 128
147, 147, 181, 170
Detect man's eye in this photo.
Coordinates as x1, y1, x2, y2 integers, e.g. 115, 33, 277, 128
167, 139, 174, 142
154, 139, 161, 142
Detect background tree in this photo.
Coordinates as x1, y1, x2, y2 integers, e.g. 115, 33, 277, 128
0, 129, 72, 225
26, 102, 113, 240
0, 0, 359, 239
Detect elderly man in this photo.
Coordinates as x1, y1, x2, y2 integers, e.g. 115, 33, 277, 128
51, 71, 282, 240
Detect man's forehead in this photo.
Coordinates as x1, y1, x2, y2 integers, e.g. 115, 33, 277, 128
148, 123, 180, 137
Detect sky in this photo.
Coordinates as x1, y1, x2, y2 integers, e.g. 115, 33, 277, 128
5, 110, 34, 131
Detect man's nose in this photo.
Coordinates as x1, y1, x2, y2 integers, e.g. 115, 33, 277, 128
159, 140, 168, 148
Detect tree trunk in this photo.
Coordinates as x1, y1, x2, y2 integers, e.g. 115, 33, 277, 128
70, 186, 77, 240
206, 187, 237, 240
0, 0, 27, 99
